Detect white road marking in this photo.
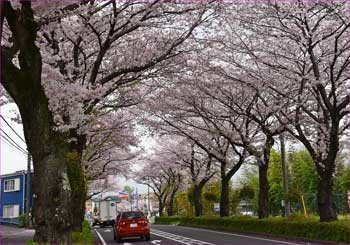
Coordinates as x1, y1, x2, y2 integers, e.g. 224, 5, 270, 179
150, 240, 162, 244
104, 229, 111, 232
169, 226, 301, 245
122, 243, 133, 245
94, 229, 107, 245
151, 229, 213, 245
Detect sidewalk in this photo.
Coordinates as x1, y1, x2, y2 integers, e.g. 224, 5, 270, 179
0, 224, 34, 244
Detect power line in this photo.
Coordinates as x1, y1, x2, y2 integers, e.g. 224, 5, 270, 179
0, 115, 26, 144
1, 134, 27, 156
0, 128, 28, 155
0, 133, 27, 155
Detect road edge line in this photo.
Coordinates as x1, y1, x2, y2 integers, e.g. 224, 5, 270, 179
95, 229, 107, 245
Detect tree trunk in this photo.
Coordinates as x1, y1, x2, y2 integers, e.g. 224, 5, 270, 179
31, 138, 72, 244
193, 185, 203, 216
317, 172, 337, 221
158, 199, 164, 216
258, 163, 269, 219
258, 137, 273, 219
220, 179, 230, 217
68, 134, 87, 232
167, 189, 177, 216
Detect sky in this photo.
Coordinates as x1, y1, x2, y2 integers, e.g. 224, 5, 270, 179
0, 104, 28, 174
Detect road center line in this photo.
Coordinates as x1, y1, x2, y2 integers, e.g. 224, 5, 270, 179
169, 226, 301, 245
95, 229, 107, 245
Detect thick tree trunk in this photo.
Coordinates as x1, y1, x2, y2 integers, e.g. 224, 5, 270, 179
193, 185, 204, 216
317, 172, 337, 221
167, 190, 177, 216
220, 179, 230, 217
19, 97, 74, 243
68, 134, 87, 232
258, 137, 273, 219
31, 138, 72, 244
258, 164, 269, 219
158, 199, 164, 216
3, 75, 74, 243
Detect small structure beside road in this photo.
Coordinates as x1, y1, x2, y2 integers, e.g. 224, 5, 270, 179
0, 170, 33, 225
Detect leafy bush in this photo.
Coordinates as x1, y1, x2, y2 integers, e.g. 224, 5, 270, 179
72, 220, 94, 244
18, 213, 27, 228
155, 216, 350, 243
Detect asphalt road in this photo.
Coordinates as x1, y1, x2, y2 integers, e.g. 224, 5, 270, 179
93, 224, 314, 245
0, 225, 35, 244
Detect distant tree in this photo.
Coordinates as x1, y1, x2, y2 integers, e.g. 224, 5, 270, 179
334, 163, 350, 193
123, 185, 134, 201
267, 151, 283, 215
289, 150, 318, 194
240, 185, 255, 201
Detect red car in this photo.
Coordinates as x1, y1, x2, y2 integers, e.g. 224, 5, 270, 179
113, 211, 150, 243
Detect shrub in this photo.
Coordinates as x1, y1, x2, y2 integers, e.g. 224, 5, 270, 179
72, 220, 94, 244
18, 213, 27, 228
155, 216, 350, 243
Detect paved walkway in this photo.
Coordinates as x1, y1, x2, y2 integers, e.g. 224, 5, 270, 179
0, 225, 34, 244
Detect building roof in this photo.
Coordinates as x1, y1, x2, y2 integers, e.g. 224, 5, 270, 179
90, 195, 122, 202
0, 170, 33, 178
104, 196, 121, 202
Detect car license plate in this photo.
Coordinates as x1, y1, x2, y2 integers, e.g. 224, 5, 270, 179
130, 223, 138, 228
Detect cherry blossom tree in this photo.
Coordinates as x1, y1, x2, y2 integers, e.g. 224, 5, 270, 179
216, 1, 350, 221
1, 1, 213, 242
143, 76, 248, 217
135, 153, 183, 216
145, 136, 217, 216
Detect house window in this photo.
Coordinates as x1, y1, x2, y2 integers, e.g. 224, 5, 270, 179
3, 205, 20, 218
4, 178, 20, 192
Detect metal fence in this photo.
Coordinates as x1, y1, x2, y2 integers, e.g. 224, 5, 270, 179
295, 193, 349, 215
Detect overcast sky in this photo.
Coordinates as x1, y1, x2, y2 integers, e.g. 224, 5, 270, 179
1, 104, 28, 174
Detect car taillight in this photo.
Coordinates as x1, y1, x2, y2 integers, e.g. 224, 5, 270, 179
138, 220, 147, 224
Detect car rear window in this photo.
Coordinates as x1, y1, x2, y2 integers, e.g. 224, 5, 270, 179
121, 212, 144, 219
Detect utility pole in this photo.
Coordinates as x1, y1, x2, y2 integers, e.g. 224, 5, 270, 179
147, 177, 150, 216
136, 188, 139, 210
280, 134, 290, 217
26, 153, 31, 228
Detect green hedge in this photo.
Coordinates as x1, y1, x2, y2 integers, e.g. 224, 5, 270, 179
155, 216, 350, 243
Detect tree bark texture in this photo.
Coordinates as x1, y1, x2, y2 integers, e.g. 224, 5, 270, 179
68, 134, 87, 231
258, 163, 269, 219
158, 199, 164, 216
258, 137, 273, 219
219, 179, 230, 217
193, 185, 204, 216
317, 169, 337, 221
167, 189, 177, 216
